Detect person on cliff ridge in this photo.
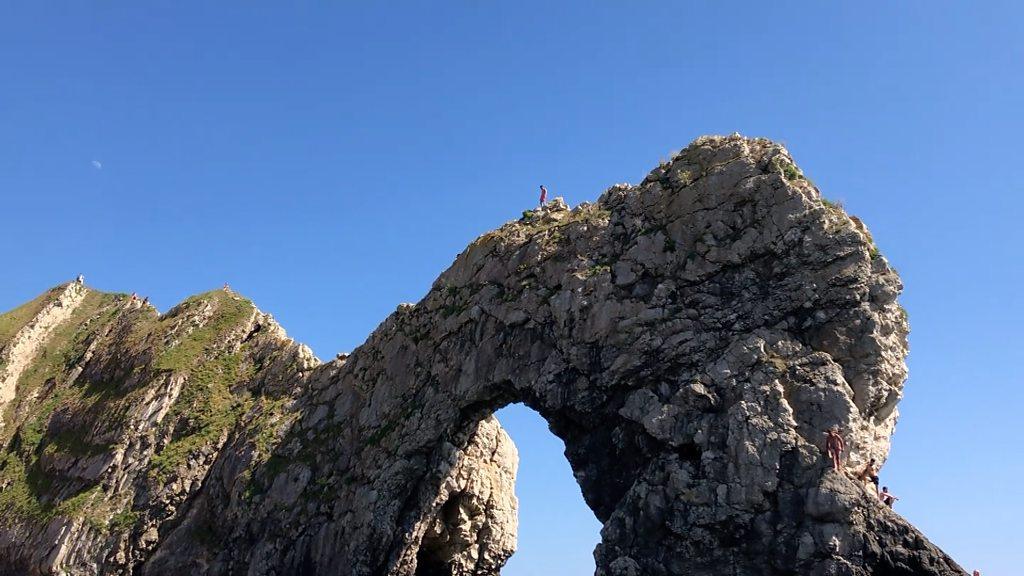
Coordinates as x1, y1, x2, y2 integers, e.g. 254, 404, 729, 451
857, 458, 880, 492
879, 486, 899, 508
825, 427, 845, 472
539, 185, 548, 207
75, 274, 84, 284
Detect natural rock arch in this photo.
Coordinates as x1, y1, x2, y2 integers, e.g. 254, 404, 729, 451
145, 136, 963, 575
0, 136, 965, 576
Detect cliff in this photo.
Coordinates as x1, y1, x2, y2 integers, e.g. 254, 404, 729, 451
0, 135, 965, 575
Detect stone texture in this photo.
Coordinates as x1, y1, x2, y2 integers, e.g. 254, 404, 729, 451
0, 282, 87, 427
0, 135, 965, 575
395, 416, 518, 576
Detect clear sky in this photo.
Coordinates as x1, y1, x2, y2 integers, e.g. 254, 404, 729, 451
2, 2, 1021, 573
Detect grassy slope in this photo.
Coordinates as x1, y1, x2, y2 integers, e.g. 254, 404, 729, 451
0, 286, 293, 537
0, 286, 63, 351
148, 291, 257, 478
0, 289, 122, 523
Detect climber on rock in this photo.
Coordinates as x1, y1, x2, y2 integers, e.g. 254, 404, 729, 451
857, 458, 880, 491
825, 426, 845, 472
879, 486, 899, 508
75, 274, 84, 284
539, 185, 548, 207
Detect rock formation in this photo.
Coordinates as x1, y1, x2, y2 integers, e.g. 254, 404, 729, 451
0, 135, 966, 575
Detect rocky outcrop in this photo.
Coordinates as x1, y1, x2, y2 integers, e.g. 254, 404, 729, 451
0, 135, 965, 575
395, 417, 518, 576
0, 282, 87, 427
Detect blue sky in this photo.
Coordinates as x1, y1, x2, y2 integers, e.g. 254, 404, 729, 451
2, 2, 1021, 573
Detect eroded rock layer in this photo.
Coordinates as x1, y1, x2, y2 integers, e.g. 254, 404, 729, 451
0, 135, 964, 576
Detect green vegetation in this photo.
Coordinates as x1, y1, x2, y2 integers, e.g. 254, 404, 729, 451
521, 202, 611, 235
44, 429, 113, 458
248, 398, 293, 460
821, 197, 844, 211
14, 391, 67, 454
0, 287, 59, 347
0, 451, 102, 523
108, 509, 140, 531
0, 288, 267, 526
0, 290, 124, 525
53, 485, 102, 519
439, 285, 470, 318
235, 396, 301, 502
576, 204, 611, 222
364, 417, 399, 446
0, 286, 310, 530
149, 293, 256, 480
1, 290, 120, 456
0, 452, 45, 520
773, 157, 809, 184
674, 169, 696, 187
7, 292, 121, 408
153, 293, 253, 373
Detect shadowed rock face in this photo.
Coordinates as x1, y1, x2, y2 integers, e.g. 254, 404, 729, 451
0, 135, 965, 576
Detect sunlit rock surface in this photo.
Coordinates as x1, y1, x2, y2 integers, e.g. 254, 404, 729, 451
0, 135, 964, 575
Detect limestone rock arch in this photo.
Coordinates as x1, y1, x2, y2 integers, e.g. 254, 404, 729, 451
145, 136, 964, 575
0, 136, 966, 576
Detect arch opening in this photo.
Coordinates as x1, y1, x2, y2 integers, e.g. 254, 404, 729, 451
494, 403, 602, 576
409, 402, 602, 576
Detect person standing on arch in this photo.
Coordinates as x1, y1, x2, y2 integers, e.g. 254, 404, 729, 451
539, 185, 548, 207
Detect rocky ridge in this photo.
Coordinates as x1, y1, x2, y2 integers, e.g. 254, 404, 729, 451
0, 135, 965, 575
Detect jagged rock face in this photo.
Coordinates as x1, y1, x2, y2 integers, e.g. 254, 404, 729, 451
0, 286, 320, 574
400, 417, 518, 576
0, 286, 515, 576
0, 135, 965, 576
0, 283, 88, 426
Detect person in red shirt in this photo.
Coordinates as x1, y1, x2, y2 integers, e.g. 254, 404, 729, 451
539, 185, 548, 206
